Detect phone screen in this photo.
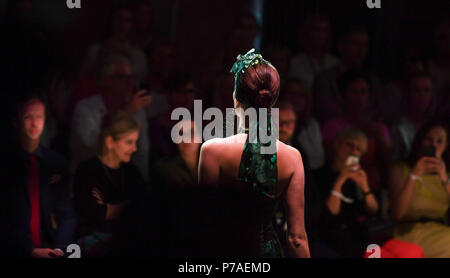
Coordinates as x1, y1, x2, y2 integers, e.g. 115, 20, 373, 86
421, 145, 436, 158
345, 155, 360, 167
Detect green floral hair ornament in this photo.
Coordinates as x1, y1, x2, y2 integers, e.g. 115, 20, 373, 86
230, 48, 270, 76
230, 48, 272, 108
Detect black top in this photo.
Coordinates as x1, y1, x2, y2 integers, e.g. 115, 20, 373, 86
73, 157, 146, 237
313, 162, 369, 257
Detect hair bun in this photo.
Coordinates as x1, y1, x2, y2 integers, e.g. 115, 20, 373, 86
255, 89, 275, 108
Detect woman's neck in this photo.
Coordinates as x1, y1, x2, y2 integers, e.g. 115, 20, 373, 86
99, 152, 121, 169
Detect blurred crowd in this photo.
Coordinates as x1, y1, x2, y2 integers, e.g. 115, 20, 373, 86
1, 0, 450, 258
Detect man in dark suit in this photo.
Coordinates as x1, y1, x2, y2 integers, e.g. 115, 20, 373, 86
4, 95, 77, 258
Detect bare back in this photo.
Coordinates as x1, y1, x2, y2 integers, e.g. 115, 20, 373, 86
199, 133, 301, 196
198, 133, 309, 257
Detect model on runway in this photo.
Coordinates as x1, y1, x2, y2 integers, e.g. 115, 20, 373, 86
198, 49, 310, 258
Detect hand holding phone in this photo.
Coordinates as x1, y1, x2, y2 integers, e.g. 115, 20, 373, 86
124, 89, 152, 114
345, 155, 360, 171
421, 145, 436, 158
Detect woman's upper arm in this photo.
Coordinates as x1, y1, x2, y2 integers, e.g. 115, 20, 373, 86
285, 150, 306, 237
198, 140, 220, 186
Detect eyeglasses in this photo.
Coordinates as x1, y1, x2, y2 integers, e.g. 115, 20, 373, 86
343, 141, 364, 153
280, 120, 296, 127
109, 74, 135, 81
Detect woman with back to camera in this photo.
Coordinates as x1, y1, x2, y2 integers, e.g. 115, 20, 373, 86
198, 49, 310, 258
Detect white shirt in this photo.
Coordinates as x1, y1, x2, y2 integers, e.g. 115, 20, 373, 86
290, 53, 339, 93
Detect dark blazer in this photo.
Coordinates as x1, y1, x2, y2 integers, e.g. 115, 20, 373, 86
4, 145, 77, 257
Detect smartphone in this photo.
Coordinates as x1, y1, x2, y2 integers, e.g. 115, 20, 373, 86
345, 155, 360, 166
345, 155, 360, 171
421, 145, 436, 158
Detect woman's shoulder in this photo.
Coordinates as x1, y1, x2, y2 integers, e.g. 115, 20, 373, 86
200, 134, 247, 153
201, 136, 301, 160
278, 141, 303, 167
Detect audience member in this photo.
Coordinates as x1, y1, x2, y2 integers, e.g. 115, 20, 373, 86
154, 120, 201, 256
144, 39, 174, 119
383, 47, 426, 124
290, 14, 339, 93
130, 0, 155, 52
70, 55, 151, 181
427, 20, 450, 118
264, 43, 292, 87
390, 72, 436, 162
312, 26, 382, 123
73, 111, 147, 256
148, 72, 198, 177
388, 121, 450, 257
314, 128, 379, 257
82, 4, 148, 85
322, 70, 391, 191
279, 78, 325, 170
274, 100, 322, 257
6, 95, 76, 258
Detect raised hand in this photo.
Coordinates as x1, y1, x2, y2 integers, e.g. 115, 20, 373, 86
412, 157, 441, 176
124, 90, 152, 115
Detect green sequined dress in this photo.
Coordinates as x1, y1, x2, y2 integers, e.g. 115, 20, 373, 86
235, 116, 284, 258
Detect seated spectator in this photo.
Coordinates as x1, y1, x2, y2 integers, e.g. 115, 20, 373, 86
143, 39, 174, 119
388, 121, 450, 258
391, 72, 436, 162
279, 78, 325, 170
314, 128, 379, 257
322, 70, 391, 191
70, 55, 151, 181
154, 120, 201, 256
155, 120, 201, 190
312, 25, 382, 123
40, 69, 73, 157
212, 73, 235, 114
129, 0, 155, 52
68, 46, 113, 121
290, 13, 339, 93
231, 12, 260, 55
427, 20, 450, 119
73, 111, 146, 256
274, 100, 322, 257
148, 72, 198, 176
81, 4, 148, 85
6, 95, 76, 258
264, 43, 292, 87
382, 47, 426, 124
